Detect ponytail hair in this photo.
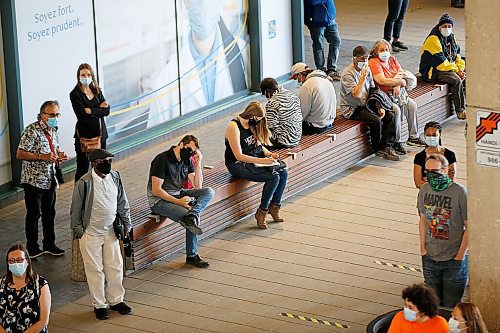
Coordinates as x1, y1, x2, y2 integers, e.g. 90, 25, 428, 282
239, 102, 271, 145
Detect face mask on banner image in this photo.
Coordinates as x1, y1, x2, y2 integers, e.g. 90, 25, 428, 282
187, 0, 223, 40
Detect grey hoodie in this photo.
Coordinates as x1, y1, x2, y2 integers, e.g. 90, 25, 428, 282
70, 170, 132, 239
299, 70, 337, 128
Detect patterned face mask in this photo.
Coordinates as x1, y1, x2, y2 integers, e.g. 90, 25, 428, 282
426, 171, 452, 191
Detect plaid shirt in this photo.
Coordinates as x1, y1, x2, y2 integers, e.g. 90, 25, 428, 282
18, 119, 60, 189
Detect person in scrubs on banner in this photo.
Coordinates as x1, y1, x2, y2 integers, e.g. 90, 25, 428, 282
145, 0, 249, 127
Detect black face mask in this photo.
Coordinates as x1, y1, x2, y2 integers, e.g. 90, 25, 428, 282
248, 118, 261, 127
96, 160, 112, 175
180, 147, 194, 161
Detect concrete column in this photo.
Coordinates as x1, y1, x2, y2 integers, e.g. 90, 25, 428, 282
466, 0, 500, 331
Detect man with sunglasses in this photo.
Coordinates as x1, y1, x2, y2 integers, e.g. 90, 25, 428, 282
147, 135, 214, 268
16, 100, 68, 258
418, 154, 468, 308
70, 149, 132, 320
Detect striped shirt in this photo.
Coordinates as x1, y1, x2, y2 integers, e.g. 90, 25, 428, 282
265, 87, 302, 147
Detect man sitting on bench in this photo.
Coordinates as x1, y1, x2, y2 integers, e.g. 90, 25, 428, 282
147, 135, 215, 268
290, 62, 336, 135
340, 46, 399, 161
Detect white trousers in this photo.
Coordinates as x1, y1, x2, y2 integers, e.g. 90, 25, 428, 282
79, 230, 125, 309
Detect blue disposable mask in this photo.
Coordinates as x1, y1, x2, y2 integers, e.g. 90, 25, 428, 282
9, 262, 27, 276
403, 307, 418, 322
47, 117, 59, 128
440, 27, 452, 37
187, 0, 222, 40
448, 318, 465, 333
356, 61, 366, 70
378, 51, 391, 62
80, 77, 92, 86
424, 136, 439, 147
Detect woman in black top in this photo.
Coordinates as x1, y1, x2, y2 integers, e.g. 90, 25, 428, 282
225, 102, 288, 229
413, 121, 457, 188
0, 244, 51, 333
70, 63, 110, 181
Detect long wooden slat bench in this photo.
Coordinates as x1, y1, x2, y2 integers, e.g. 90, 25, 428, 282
124, 80, 453, 272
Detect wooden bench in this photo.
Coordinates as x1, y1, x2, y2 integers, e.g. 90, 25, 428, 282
124, 80, 452, 272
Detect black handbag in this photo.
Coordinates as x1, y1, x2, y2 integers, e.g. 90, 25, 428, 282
113, 214, 126, 240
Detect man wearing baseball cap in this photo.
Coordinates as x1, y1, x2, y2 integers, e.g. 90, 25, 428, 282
419, 14, 466, 119
290, 62, 336, 135
340, 46, 399, 161
71, 148, 133, 320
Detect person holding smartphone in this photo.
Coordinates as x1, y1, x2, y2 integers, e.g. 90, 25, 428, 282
147, 135, 214, 268
224, 102, 288, 229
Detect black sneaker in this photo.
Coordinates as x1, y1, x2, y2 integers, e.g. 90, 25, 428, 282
110, 302, 131, 315
327, 70, 341, 81
392, 41, 408, 50
407, 137, 427, 147
28, 247, 45, 258
94, 307, 110, 320
391, 45, 400, 53
179, 214, 203, 235
43, 245, 65, 256
376, 147, 400, 161
457, 111, 466, 120
393, 142, 407, 155
186, 255, 210, 268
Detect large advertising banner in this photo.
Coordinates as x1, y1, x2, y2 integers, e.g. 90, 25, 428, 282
14, 1, 96, 156
169, 0, 251, 118
260, 0, 293, 78
94, 0, 179, 142
0, 14, 12, 185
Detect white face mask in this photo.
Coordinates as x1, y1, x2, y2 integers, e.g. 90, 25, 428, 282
403, 307, 418, 322
378, 51, 391, 62
356, 61, 367, 70
79, 77, 92, 86
424, 136, 439, 147
440, 27, 452, 37
448, 318, 466, 333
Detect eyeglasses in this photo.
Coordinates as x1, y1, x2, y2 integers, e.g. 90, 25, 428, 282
43, 112, 61, 118
8, 257, 26, 264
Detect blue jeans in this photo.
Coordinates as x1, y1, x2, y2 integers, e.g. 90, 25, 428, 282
151, 187, 214, 257
422, 254, 468, 308
226, 162, 288, 210
383, 0, 409, 41
309, 21, 341, 72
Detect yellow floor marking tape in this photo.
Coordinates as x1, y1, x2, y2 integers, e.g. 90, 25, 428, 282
374, 260, 422, 273
280, 313, 349, 328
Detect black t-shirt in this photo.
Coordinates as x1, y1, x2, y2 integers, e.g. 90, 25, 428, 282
414, 148, 457, 178
147, 147, 195, 206
224, 119, 264, 165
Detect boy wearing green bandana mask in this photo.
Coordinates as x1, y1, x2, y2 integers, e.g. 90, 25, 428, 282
417, 154, 468, 308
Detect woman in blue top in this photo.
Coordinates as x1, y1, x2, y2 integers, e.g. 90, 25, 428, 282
225, 102, 288, 229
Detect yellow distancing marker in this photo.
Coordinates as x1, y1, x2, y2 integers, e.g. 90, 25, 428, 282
280, 313, 349, 328
374, 260, 422, 273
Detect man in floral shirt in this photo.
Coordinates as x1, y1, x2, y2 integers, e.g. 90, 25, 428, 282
16, 100, 67, 258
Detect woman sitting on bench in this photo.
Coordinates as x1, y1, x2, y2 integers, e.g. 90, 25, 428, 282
224, 102, 289, 229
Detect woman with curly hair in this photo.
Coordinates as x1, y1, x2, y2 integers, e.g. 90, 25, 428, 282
388, 284, 448, 333
449, 302, 489, 333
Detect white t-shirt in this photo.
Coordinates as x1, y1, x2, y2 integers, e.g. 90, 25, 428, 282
87, 169, 118, 236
